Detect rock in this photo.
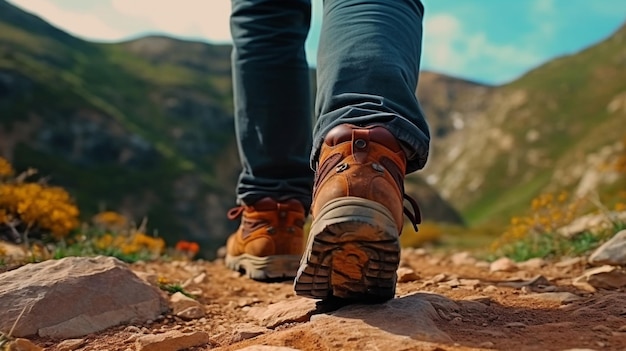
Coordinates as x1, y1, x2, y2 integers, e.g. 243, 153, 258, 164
482, 285, 498, 293
505, 322, 527, 328
135, 330, 210, 351
490, 257, 517, 272
230, 323, 271, 343
458, 279, 481, 289
396, 267, 419, 282
497, 275, 551, 289
56, 339, 85, 351
308, 292, 452, 348
192, 272, 207, 284
558, 211, 626, 238
574, 265, 626, 290
0, 256, 167, 338
6, 338, 43, 351
589, 230, 626, 266
517, 257, 546, 270
591, 325, 612, 333
170, 292, 205, 320
519, 292, 582, 304
450, 251, 476, 265
0, 241, 28, 261
248, 298, 319, 329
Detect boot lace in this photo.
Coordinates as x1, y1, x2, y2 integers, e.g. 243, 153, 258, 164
403, 193, 422, 232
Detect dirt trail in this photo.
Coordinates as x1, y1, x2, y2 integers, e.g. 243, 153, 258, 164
32, 249, 626, 351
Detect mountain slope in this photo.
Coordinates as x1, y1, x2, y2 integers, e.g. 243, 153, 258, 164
0, 1, 465, 254
0, 0, 238, 252
418, 23, 626, 225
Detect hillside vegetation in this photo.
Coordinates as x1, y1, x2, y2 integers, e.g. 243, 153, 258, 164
1, 0, 624, 254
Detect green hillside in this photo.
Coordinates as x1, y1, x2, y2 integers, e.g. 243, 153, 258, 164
0, 0, 238, 252
420, 22, 626, 226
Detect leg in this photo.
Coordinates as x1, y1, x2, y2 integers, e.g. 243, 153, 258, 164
313, 0, 429, 173
226, 0, 313, 280
295, 0, 429, 300
231, 0, 314, 209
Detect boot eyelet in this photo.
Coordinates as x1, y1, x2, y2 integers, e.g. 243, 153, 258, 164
267, 226, 275, 234
372, 163, 385, 173
336, 163, 349, 172
279, 211, 287, 218
354, 139, 367, 149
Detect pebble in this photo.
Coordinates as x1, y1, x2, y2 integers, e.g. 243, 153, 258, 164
482, 285, 498, 293
478, 341, 495, 348
490, 257, 518, 272
396, 267, 420, 282
591, 325, 612, 333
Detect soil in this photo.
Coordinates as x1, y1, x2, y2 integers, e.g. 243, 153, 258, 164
27, 249, 626, 351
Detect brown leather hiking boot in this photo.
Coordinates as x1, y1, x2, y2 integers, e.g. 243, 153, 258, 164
225, 197, 306, 280
294, 124, 420, 301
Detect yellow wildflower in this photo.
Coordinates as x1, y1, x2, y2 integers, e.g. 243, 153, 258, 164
0, 157, 13, 177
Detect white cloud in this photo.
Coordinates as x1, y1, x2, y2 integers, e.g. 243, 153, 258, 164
110, 0, 232, 42
8, 0, 125, 40
423, 13, 542, 83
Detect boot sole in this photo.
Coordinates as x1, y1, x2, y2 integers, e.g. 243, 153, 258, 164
293, 197, 400, 302
225, 254, 301, 281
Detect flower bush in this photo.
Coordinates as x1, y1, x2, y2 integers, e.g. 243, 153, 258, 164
0, 158, 79, 242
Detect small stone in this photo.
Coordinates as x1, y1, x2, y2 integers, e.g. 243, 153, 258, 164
135, 331, 210, 351
575, 265, 626, 290
124, 326, 142, 333
7, 338, 43, 351
396, 267, 419, 282
490, 257, 517, 272
458, 279, 481, 289
192, 273, 207, 284
589, 229, 626, 266
482, 285, 498, 293
248, 298, 318, 328
450, 252, 476, 265
505, 322, 527, 328
519, 292, 582, 304
517, 258, 546, 270
176, 306, 205, 320
170, 292, 205, 319
431, 273, 447, 283
478, 341, 495, 348
230, 323, 271, 342
592, 325, 612, 333
56, 339, 85, 351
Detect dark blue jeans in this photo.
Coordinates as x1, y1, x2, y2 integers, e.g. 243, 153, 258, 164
231, 0, 430, 212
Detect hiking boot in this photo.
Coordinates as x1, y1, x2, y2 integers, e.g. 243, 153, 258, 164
225, 197, 306, 280
294, 124, 420, 301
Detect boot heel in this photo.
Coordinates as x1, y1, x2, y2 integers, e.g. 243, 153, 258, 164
294, 197, 400, 301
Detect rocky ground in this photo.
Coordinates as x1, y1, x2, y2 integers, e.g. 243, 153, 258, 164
3, 243, 626, 351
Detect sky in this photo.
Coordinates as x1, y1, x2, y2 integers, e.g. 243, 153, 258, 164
6, 0, 626, 85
